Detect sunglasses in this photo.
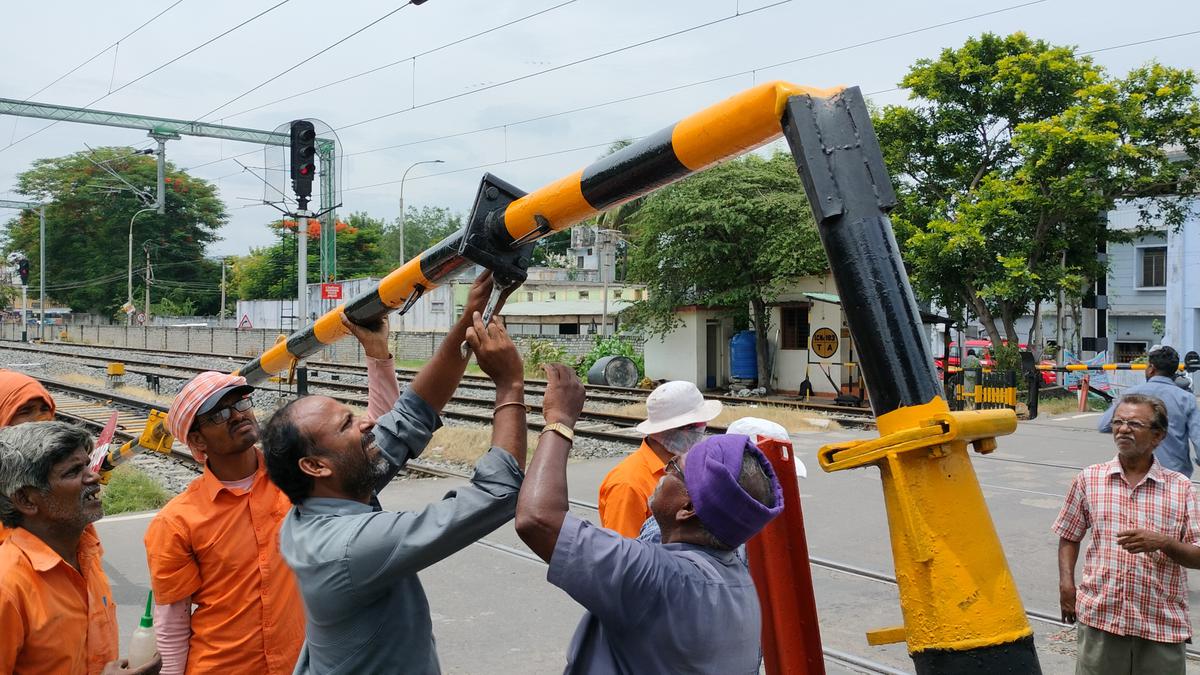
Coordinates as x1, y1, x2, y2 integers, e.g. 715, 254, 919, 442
195, 397, 254, 428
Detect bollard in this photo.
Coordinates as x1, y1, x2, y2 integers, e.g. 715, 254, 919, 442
1078, 375, 1090, 413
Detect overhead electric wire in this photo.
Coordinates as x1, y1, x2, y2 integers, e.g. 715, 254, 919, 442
194, 1, 420, 122
182, 0, 1054, 174
15, 0, 187, 104
218, 0, 581, 122
332, 0, 795, 133
0, 0, 294, 156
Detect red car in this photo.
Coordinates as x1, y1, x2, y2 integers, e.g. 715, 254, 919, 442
934, 340, 1056, 386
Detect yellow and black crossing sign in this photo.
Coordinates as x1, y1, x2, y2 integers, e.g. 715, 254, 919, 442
810, 327, 838, 359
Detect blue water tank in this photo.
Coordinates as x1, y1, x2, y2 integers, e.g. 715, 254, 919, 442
730, 330, 757, 381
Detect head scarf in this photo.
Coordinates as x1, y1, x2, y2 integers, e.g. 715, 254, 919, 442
684, 434, 784, 548
0, 370, 55, 426
167, 371, 252, 463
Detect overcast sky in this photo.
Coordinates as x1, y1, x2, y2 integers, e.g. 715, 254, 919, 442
1, 0, 1196, 259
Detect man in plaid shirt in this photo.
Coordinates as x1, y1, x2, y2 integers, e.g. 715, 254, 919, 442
1053, 392, 1200, 674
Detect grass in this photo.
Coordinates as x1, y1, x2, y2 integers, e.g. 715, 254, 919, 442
1037, 395, 1108, 415
599, 402, 839, 434
394, 358, 484, 376
102, 465, 170, 515
422, 426, 541, 466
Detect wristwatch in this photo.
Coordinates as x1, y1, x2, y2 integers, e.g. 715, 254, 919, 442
541, 422, 575, 443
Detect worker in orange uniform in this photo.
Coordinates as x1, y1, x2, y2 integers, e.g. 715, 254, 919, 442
0, 370, 57, 545
143, 317, 400, 675
0, 421, 161, 674
598, 381, 722, 537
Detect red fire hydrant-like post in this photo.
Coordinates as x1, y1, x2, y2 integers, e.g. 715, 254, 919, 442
745, 437, 825, 675
1078, 375, 1090, 412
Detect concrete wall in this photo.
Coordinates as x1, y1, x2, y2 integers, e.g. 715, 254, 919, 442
644, 310, 703, 384
0, 322, 641, 367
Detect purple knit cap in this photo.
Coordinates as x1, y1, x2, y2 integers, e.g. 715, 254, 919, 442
683, 434, 784, 547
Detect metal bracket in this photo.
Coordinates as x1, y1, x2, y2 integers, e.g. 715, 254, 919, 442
818, 409, 1016, 473
396, 284, 426, 316
459, 173, 536, 288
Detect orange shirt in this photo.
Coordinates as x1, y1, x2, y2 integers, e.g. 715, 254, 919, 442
0, 524, 11, 545
144, 452, 304, 674
0, 525, 119, 675
598, 441, 667, 538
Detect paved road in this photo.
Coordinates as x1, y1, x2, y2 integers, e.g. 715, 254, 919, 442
93, 410, 1200, 674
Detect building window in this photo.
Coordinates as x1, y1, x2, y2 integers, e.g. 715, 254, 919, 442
577, 256, 585, 268
1139, 246, 1166, 288
586, 248, 593, 255
559, 323, 579, 335
547, 291, 556, 301
1115, 341, 1147, 364
525, 292, 534, 302
430, 300, 445, 313
579, 290, 590, 300
612, 290, 622, 299
780, 306, 810, 350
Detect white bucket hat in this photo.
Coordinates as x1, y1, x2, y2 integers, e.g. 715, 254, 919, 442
635, 381, 723, 435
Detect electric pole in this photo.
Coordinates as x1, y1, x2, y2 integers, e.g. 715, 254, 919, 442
144, 244, 152, 325
219, 258, 227, 326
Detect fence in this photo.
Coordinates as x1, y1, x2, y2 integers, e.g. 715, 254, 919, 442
945, 369, 1019, 412
0, 322, 643, 366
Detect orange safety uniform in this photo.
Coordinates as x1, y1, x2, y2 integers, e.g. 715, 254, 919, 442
598, 441, 667, 538
144, 451, 304, 674
0, 525, 119, 675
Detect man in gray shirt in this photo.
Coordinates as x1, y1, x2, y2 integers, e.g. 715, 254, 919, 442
1099, 345, 1200, 476
261, 275, 527, 675
515, 364, 784, 675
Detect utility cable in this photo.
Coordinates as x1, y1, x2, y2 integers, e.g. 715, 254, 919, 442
182, 0, 1049, 173
0, 0, 294, 156
332, 0, 794, 133
194, 2, 418, 121
219, 0, 580, 122
16, 0, 186, 104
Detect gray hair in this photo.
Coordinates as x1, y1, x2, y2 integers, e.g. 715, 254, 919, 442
0, 422, 93, 528
1118, 393, 1169, 432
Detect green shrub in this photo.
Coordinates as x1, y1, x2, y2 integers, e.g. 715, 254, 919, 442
992, 342, 1021, 373
575, 335, 644, 380
524, 339, 571, 377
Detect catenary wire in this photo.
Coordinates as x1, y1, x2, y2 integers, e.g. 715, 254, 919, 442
194, 2, 417, 121
0, 0, 294, 156
218, 0, 582, 122
14, 0, 187, 104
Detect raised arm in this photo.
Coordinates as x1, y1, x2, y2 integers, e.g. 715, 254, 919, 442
463, 313, 527, 470
516, 364, 586, 562
340, 314, 400, 421
408, 271, 512, 413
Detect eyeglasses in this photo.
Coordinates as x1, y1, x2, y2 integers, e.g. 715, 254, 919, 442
196, 397, 254, 428
1111, 418, 1150, 432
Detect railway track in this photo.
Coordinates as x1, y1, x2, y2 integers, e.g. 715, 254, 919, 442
0, 340, 877, 428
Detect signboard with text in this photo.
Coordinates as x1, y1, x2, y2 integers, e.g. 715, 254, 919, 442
320, 283, 343, 300
810, 327, 839, 359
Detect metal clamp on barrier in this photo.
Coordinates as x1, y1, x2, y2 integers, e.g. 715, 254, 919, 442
818, 408, 1017, 473
459, 173, 537, 288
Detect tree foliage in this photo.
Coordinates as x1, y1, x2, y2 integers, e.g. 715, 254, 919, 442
875, 32, 1200, 348
230, 211, 390, 300
2, 147, 227, 315
624, 151, 826, 388
379, 205, 463, 264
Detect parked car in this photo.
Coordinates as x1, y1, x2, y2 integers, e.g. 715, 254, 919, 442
934, 339, 1056, 386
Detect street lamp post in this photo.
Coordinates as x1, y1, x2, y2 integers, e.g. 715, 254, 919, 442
128, 207, 155, 325
398, 160, 444, 264
398, 159, 443, 333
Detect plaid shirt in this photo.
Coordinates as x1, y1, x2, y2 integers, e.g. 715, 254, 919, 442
1052, 456, 1200, 642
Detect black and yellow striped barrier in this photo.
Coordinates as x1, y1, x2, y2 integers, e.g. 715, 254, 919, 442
234, 82, 1040, 672
234, 81, 838, 384
1036, 362, 1187, 372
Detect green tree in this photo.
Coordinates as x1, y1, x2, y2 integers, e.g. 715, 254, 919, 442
875, 33, 1200, 350
3, 147, 227, 315
230, 212, 390, 299
624, 151, 826, 390
380, 206, 463, 263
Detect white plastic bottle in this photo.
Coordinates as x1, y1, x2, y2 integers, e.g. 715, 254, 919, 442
127, 590, 158, 669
